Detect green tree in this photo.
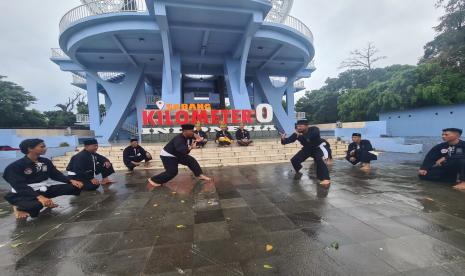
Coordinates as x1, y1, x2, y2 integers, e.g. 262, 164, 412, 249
0, 76, 47, 127
44, 111, 76, 127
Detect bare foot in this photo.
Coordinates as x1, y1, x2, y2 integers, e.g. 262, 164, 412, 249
101, 178, 116, 185
320, 180, 331, 188
453, 182, 465, 190
144, 162, 151, 167
13, 206, 29, 219
198, 174, 212, 181
360, 164, 371, 172
147, 178, 162, 188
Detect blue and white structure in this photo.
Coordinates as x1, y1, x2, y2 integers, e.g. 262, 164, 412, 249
51, 0, 315, 143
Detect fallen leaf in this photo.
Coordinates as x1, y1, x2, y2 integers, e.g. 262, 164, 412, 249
425, 197, 434, 202
172, 192, 177, 195
180, 200, 186, 204
263, 264, 273, 269
153, 204, 159, 207
266, 244, 273, 252
330, 241, 339, 250
10, 242, 23, 248
176, 225, 186, 229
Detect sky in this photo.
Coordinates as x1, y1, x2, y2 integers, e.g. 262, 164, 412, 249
0, 0, 443, 111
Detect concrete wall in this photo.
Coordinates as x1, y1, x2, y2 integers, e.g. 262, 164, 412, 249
335, 121, 387, 139
380, 104, 465, 137
0, 146, 75, 173
0, 129, 79, 148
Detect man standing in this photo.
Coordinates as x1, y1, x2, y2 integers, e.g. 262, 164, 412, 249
3, 139, 83, 219
215, 124, 234, 147
346, 133, 377, 171
419, 128, 465, 190
66, 139, 115, 191
236, 123, 253, 146
123, 138, 152, 172
194, 123, 208, 148
148, 124, 211, 188
281, 120, 331, 186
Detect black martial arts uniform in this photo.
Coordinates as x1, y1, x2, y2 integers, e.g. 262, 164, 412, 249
419, 140, 465, 183
66, 150, 115, 191
194, 130, 208, 147
123, 145, 152, 171
150, 134, 203, 184
236, 129, 253, 146
321, 139, 333, 160
281, 127, 331, 181
216, 130, 234, 146
3, 157, 81, 217
346, 140, 377, 165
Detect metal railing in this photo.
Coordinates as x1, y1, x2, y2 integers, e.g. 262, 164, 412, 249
97, 71, 125, 81
51, 48, 69, 59
122, 122, 138, 135
60, 0, 148, 34
75, 112, 106, 124
265, 14, 313, 43
295, 112, 306, 120
72, 73, 86, 85
294, 79, 306, 91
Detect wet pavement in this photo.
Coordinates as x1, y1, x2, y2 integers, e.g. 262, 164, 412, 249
0, 153, 465, 275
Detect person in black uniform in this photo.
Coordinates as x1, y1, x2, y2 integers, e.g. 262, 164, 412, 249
66, 139, 115, 191
215, 124, 234, 147
346, 133, 377, 171
3, 139, 83, 219
194, 123, 208, 148
419, 128, 465, 190
281, 120, 331, 186
236, 123, 253, 146
123, 138, 152, 172
148, 124, 212, 188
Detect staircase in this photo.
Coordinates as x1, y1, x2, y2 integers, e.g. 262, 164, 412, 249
52, 139, 348, 171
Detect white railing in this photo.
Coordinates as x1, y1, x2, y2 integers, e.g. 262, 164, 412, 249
307, 60, 316, 70
51, 48, 69, 59
294, 79, 305, 91
265, 14, 313, 43
60, 0, 148, 34
295, 112, 306, 120
97, 72, 125, 81
72, 73, 86, 85
122, 122, 138, 135
76, 114, 90, 124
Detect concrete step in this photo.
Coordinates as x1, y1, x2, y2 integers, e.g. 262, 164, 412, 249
53, 139, 348, 171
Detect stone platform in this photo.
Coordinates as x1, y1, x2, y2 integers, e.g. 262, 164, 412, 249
1, 153, 465, 275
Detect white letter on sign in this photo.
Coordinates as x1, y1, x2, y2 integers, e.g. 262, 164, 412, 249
256, 104, 273, 123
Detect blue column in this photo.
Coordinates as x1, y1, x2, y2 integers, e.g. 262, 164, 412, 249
135, 83, 146, 141
161, 54, 181, 104
224, 58, 251, 109
86, 75, 101, 133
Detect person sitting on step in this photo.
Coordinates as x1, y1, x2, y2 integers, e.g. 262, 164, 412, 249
236, 123, 253, 147
346, 133, 377, 171
215, 123, 234, 147
194, 123, 208, 148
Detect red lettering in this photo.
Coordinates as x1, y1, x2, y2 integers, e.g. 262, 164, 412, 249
242, 110, 253, 124
156, 110, 163, 125
175, 110, 189, 124
231, 110, 241, 124
211, 110, 220, 125
143, 110, 155, 126
164, 110, 173, 125
221, 110, 230, 124
192, 110, 209, 124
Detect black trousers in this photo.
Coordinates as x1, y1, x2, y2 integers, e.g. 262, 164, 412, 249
4, 184, 81, 217
346, 151, 377, 165
197, 141, 208, 148
151, 155, 203, 184
420, 159, 465, 183
291, 148, 330, 181
125, 155, 153, 171
237, 140, 253, 146
72, 166, 115, 191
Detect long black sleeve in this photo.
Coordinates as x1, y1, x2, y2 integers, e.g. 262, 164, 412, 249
364, 140, 374, 152
69, 154, 93, 181
235, 130, 241, 140
47, 159, 71, 184
174, 137, 190, 155
3, 164, 39, 198
122, 147, 132, 167
346, 143, 356, 159
281, 133, 298, 145
421, 144, 442, 170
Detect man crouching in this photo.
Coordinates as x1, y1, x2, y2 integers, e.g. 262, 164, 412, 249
3, 139, 83, 219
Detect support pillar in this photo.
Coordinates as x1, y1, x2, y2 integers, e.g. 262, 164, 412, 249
86, 76, 101, 133
224, 58, 251, 110
161, 54, 181, 104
